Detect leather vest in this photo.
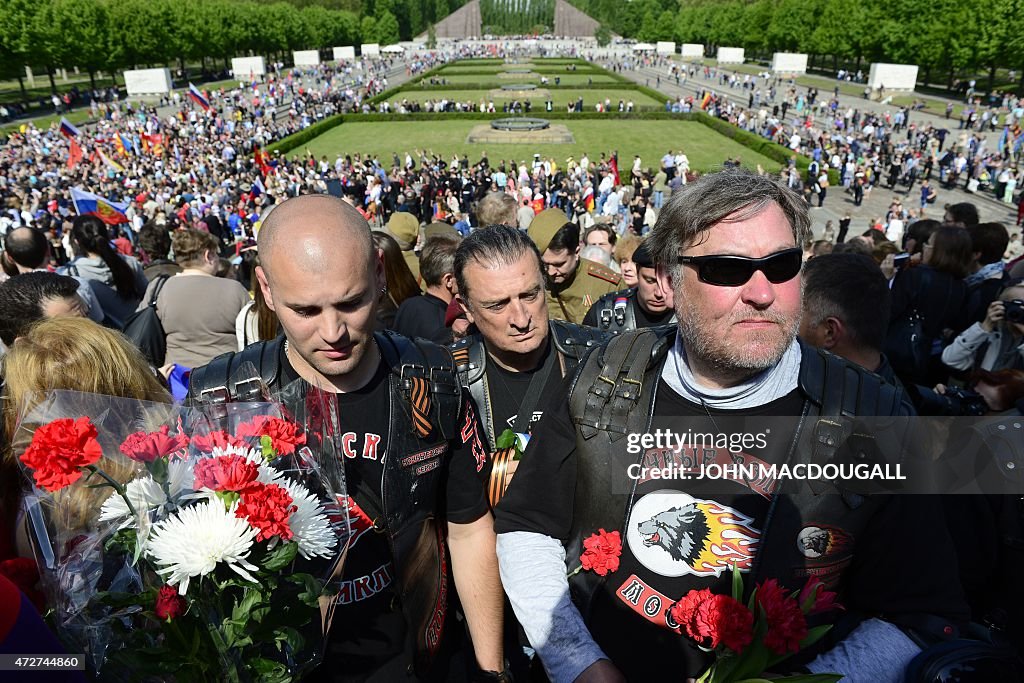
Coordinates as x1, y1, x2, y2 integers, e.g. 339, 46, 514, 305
450, 319, 611, 448
560, 328, 928, 644
590, 287, 677, 334
187, 331, 462, 675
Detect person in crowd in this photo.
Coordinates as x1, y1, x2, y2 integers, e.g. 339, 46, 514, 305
527, 209, 622, 324
944, 202, 981, 227
235, 253, 280, 350
3, 226, 103, 323
963, 222, 1011, 324
392, 235, 461, 345
139, 229, 250, 370
584, 243, 676, 333
800, 253, 897, 380
187, 194, 506, 683
384, 211, 422, 282
887, 225, 972, 384
582, 225, 617, 266
942, 281, 1024, 374
65, 216, 147, 329
371, 231, 421, 330
2, 317, 171, 563
0, 272, 87, 348
476, 192, 518, 229
451, 224, 608, 461
494, 169, 965, 683
612, 234, 642, 288
136, 222, 182, 280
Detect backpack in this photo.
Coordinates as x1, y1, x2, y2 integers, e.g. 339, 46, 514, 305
122, 275, 170, 366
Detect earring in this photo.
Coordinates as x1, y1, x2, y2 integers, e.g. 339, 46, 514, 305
380, 286, 388, 297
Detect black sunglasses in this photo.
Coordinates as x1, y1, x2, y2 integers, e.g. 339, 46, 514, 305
677, 248, 803, 286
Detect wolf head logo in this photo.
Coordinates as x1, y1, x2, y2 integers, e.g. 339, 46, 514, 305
637, 504, 709, 565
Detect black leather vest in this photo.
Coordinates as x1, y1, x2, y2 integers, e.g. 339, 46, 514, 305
589, 287, 678, 334
450, 319, 611, 447
187, 331, 462, 675
560, 328, 919, 639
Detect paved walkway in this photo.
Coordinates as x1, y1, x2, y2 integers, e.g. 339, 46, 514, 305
615, 60, 1020, 239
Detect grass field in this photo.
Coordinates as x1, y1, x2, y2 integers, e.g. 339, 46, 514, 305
300, 119, 783, 174
384, 88, 664, 109
420, 73, 621, 86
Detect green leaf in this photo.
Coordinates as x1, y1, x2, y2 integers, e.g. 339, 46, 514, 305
232, 588, 264, 624
261, 434, 277, 460
262, 540, 299, 572
248, 657, 292, 683
732, 563, 744, 602
274, 626, 306, 653
743, 675, 843, 683
496, 428, 516, 449
800, 624, 833, 649
147, 456, 168, 482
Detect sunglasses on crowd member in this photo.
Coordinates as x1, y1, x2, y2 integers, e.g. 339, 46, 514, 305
677, 248, 803, 287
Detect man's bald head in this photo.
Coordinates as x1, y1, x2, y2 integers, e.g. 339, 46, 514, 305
6, 226, 49, 269
257, 194, 374, 278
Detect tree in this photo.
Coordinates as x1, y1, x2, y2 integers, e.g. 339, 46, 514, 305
361, 15, 377, 43
36, 0, 114, 91
595, 23, 611, 47
376, 9, 400, 44
426, 22, 437, 48
0, 0, 40, 100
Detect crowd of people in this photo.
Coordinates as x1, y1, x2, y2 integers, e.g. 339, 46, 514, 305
0, 45, 1023, 683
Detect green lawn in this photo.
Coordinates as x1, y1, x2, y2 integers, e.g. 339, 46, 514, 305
419, 73, 620, 86
1, 108, 93, 135
385, 88, 663, 109
300, 119, 783, 175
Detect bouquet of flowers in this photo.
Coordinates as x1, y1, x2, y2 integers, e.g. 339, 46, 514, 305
670, 566, 844, 683
14, 389, 349, 682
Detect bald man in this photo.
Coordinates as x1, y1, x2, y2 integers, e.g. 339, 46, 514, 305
188, 195, 507, 682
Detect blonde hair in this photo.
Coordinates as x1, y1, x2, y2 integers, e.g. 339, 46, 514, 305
172, 228, 220, 268
2, 317, 172, 535
614, 234, 643, 264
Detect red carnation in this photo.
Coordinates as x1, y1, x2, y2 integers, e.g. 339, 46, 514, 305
193, 455, 259, 493
579, 529, 622, 576
236, 416, 306, 456
119, 425, 189, 463
154, 585, 186, 621
798, 576, 843, 615
19, 417, 103, 492
190, 430, 248, 453
671, 589, 753, 653
235, 482, 296, 542
757, 579, 808, 654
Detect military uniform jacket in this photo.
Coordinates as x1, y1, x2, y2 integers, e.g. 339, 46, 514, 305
547, 257, 622, 324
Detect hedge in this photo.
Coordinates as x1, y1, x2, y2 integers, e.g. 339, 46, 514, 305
403, 81, 650, 92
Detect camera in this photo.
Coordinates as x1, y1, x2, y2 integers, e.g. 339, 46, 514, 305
910, 385, 989, 416
893, 253, 910, 270
1004, 299, 1024, 323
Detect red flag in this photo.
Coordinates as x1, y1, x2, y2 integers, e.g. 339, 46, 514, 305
609, 155, 620, 186
68, 137, 83, 169
254, 146, 270, 176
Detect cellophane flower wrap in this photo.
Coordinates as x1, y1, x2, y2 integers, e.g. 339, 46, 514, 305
14, 386, 351, 682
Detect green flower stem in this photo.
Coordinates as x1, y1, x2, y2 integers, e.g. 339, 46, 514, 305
567, 566, 582, 577
85, 464, 136, 517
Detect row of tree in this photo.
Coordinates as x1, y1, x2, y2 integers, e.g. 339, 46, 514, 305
480, 0, 554, 35
0, 0, 468, 98
575, 0, 1024, 91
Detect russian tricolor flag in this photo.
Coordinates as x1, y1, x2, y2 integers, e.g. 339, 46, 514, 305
59, 117, 80, 138
188, 83, 211, 111
71, 187, 129, 225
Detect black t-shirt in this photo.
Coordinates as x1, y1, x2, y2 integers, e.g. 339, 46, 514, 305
391, 293, 451, 346
495, 370, 967, 679
484, 337, 565, 439
279, 343, 490, 682
634, 301, 674, 329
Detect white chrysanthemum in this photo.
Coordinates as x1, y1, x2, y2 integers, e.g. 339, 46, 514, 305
209, 444, 262, 461
98, 460, 195, 529
147, 500, 259, 595
280, 479, 337, 559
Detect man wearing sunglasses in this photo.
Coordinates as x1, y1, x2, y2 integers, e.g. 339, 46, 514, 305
494, 169, 967, 683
